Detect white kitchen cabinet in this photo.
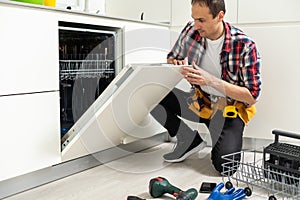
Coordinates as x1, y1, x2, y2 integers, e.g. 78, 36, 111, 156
170, 0, 299, 25
124, 25, 170, 64
0, 5, 59, 96
238, 0, 300, 24
224, 0, 238, 24
239, 24, 300, 139
105, 0, 171, 23
170, 0, 237, 27
0, 3, 61, 182
0, 92, 60, 181
56, 0, 105, 14
170, 0, 191, 27
169, 0, 237, 46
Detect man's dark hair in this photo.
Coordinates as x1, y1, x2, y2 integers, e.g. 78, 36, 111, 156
191, 0, 226, 18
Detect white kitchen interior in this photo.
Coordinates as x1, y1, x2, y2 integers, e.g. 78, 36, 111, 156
1, 0, 300, 199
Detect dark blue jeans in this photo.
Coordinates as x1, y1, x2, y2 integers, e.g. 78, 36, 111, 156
150, 88, 245, 173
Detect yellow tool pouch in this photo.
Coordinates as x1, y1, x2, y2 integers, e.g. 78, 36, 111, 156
234, 102, 256, 125
189, 102, 213, 119
188, 88, 257, 124
188, 88, 215, 119
222, 102, 256, 124
223, 105, 238, 118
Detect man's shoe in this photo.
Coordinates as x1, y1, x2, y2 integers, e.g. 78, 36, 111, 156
163, 131, 207, 163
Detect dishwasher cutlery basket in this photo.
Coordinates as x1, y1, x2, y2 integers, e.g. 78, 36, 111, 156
221, 129, 300, 200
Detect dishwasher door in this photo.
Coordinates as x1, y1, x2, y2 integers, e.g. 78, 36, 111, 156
61, 64, 184, 161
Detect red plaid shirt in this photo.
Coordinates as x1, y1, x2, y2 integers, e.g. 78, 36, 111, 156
167, 21, 262, 100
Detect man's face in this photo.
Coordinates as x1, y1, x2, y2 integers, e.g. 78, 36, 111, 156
191, 3, 224, 40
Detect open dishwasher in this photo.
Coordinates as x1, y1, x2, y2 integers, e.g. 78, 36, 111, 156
58, 21, 184, 162
60, 63, 184, 161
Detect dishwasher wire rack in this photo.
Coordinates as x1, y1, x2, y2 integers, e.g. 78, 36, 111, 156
221, 149, 300, 200
59, 59, 114, 80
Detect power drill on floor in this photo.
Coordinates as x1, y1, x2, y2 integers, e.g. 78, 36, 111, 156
127, 177, 198, 200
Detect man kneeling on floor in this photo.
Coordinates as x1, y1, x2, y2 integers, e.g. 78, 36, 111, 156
151, 0, 262, 173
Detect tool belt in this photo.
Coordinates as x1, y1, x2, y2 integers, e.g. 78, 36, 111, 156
188, 87, 256, 124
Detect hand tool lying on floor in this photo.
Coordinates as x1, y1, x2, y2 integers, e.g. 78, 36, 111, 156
126, 176, 198, 200
149, 177, 198, 200
126, 196, 145, 200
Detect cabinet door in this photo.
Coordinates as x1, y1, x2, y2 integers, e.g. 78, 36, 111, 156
0, 5, 59, 96
0, 92, 60, 181
238, 0, 300, 23
224, 0, 238, 24
171, 0, 192, 27
124, 25, 170, 64
105, 0, 171, 23
241, 25, 300, 139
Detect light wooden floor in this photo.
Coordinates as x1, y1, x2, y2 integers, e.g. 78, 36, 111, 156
5, 143, 272, 200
